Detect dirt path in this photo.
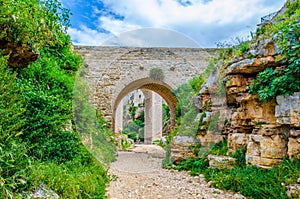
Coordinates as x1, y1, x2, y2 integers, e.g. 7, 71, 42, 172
106, 144, 245, 199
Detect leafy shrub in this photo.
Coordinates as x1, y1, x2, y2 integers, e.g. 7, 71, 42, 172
0, 57, 33, 197
176, 158, 209, 175
0, 142, 34, 197
35, 131, 82, 163
206, 159, 300, 199
0, 0, 70, 50
0, 0, 114, 197
30, 157, 109, 199
210, 139, 228, 156
175, 147, 300, 199
123, 120, 144, 141
231, 148, 246, 168
0, 57, 25, 138
249, 5, 300, 102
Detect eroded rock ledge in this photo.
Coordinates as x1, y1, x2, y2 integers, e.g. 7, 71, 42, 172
172, 39, 300, 168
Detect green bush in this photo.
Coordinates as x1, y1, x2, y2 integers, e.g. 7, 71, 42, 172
123, 120, 144, 141
35, 131, 82, 163
249, 6, 300, 102
175, 148, 300, 199
30, 157, 109, 199
0, 143, 34, 197
206, 159, 300, 199
0, 0, 114, 197
0, 57, 33, 197
176, 158, 209, 175
0, 0, 70, 51
210, 139, 228, 156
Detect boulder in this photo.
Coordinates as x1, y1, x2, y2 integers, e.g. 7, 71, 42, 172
208, 155, 236, 169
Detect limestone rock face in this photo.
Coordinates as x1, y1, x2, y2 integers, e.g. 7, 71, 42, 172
245, 155, 282, 168
225, 56, 276, 75
173, 30, 300, 168
248, 38, 278, 57
276, 92, 300, 128
171, 136, 196, 163
288, 138, 300, 159
220, 38, 299, 168
260, 135, 286, 159
228, 133, 249, 153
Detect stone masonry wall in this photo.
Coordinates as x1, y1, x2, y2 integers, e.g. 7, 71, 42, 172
75, 46, 218, 127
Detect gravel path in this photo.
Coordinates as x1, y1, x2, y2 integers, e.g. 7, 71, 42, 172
106, 145, 245, 199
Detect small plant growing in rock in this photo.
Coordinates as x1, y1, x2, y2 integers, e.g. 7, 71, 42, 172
149, 67, 164, 81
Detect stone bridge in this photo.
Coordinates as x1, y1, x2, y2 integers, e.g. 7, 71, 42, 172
75, 46, 218, 143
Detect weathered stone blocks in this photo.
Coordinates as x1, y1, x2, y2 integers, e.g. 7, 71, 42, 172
288, 138, 300, 159
228, 133, 249, 153
276, 92, 300, 128
260, 135, 286, 159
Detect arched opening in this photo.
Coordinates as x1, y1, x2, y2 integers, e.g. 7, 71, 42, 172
121, 89, 169, 143
112, 78, 178, 143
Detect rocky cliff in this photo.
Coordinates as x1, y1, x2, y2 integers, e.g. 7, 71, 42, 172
224, 39, 299, 168
171, 0, 300, 168
192, 38, 300, 168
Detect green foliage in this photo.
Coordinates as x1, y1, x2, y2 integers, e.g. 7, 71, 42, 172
162, 129, 177, 167
189, 57, 217, 94
30, 158, 109, 199
176, 158, 209, 175
206, 159, 300, 199
123, 119, 144, 142
0, 57, 33, 197
174, 82, 195, 118
34, 131, 82, 163
0, 0, 70, 50
162, 104, 171, 134
128, 105, 138, 119
122, 102, 145, 142
210, 139, 228, 156
0, 0, 114, 197
216, 37, 251, 62
0, 143, 33, 197
231, 148, 246, 168
0, 57, 25, 138
176, 146, 300, 199
207, 111, 220, 132
15, 35, 83, 162
249, 5, 300, 102
149, 67, 164, 81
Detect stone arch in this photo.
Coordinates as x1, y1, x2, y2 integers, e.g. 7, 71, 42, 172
112, 77, 178, 135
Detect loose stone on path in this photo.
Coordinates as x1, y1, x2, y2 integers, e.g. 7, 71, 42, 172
106, 145, 246, 199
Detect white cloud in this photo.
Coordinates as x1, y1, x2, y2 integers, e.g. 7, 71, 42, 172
97, 0, 285, 46
67, 26, 111, 45
101, 0, 280, 25
65, 0, 286, 47
99, 16, 142, 35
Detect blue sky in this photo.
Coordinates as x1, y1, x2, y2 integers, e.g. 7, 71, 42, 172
61, 0, 286, 47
